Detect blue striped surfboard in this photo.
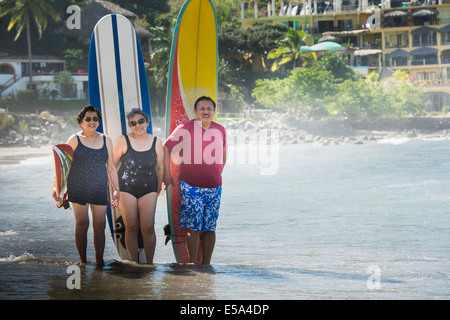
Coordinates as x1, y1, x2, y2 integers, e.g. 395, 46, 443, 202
88, 14, 152, 262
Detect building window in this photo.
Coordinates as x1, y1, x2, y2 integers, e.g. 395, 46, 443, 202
0, 64, 14, 74
412, 32, 437, 47
385, 32, 409, 49
424, 92, 450, 112
61, 84, 77, 99
439, 9, 450, 25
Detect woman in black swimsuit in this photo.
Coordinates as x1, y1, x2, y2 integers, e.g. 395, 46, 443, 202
113, 108, 164, 263
52, 106, 120, 266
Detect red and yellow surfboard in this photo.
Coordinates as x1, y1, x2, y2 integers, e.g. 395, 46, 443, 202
165, 0, 218, 263
52, 144, 74, 209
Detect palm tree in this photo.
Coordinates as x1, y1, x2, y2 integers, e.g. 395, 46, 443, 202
0, 0, 59, 89
267, 27, 315, 72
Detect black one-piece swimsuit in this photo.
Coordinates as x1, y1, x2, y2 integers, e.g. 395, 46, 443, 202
118, 135, 158, 198
67, 135, 108, 205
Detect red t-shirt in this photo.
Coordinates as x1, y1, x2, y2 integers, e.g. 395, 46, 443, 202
164, 119, 227, 188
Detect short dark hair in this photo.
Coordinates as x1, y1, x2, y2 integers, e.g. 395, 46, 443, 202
194, 96, 216, 111
77, 105, 101, 124
126, 108, 150, 124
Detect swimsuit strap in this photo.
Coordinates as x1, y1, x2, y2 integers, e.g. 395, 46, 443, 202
124, 134, 132, 150
150, 136, 157, 151
124, 135, 156, 152
75, 134, 106, 149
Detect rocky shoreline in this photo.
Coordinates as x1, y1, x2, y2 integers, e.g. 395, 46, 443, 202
0, 111, 165, 148
1, 111, 450, 148
224, 114, 450, 146
0, 111, 77, 148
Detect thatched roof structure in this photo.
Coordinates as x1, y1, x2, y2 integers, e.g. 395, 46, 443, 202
439, 24, 450, 33
318, 35, 341, 43
63, 0, 152, 40
382, 10, 409, 18
322, 29, 370, 36
387, 49, 411, 58
409, 46, 438, 56
410, 8, 439, 17
354, 49, 382, 56
410, 26, 437, 35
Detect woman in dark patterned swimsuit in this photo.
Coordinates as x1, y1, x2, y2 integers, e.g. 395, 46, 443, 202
53, 106, 120, 266
113, 108, 164, 264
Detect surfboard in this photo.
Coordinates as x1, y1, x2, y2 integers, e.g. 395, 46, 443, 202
52, 144, 74, 209
88, 13, 152, 262
165, 0, 218, 263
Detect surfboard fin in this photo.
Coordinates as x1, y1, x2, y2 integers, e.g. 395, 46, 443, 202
56, 192, 70, 209
163, 224, 171, 245
63, 201, 70, 209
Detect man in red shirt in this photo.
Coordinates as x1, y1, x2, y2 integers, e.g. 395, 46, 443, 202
163, 96, 227, 264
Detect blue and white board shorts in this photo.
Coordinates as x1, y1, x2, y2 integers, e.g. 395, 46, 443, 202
180, 180, 222, 232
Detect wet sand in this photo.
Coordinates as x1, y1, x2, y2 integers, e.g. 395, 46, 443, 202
0, 145, 52, 164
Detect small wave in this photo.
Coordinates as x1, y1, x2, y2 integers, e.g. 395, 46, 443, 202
0, 230, 18, 236
0, 252, 71, 266
19, 154, 52, 166
377, 137, 410, 145
0, 252, 37, 263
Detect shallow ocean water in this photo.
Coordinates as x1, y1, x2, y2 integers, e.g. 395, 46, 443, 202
0, 139, 449, 300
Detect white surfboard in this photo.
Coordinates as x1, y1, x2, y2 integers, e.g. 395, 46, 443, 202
88, 14, 152, 262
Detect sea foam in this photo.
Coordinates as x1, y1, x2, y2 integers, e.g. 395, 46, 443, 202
0, 252, 37, 263
0, 230, 18, 236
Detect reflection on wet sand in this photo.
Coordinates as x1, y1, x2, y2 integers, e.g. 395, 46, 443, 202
46, 260, 217, 300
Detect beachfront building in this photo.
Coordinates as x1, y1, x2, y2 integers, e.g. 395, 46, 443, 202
61, 0, 153, 60
0, 52, 88, 100
0, 0, 152, 101
240, 0, 450, 111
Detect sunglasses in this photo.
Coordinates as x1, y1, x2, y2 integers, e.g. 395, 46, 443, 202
129, 118, 146, 126
85, 116, 99, 122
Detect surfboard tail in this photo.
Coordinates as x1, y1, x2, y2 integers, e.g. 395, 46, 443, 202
52, 144, 74, 209
165, 0, 217, 263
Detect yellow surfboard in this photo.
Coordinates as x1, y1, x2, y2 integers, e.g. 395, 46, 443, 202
165, 0, 218, 263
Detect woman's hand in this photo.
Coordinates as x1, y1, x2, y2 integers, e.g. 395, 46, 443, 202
110, 190, 120, 208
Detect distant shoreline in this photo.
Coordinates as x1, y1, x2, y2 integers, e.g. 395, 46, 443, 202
224, 116, 450, 146
1, 111, 450, 156
0, 145, 52, 164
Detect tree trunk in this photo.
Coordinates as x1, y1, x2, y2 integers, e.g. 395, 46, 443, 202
26, 15, 33, 90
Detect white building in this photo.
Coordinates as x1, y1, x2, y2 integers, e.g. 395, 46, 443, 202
0, 52, 88, 100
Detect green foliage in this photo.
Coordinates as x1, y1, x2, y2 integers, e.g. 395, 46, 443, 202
252, 67, 335, 117
53, 71, 74, 85
0, 113, 15, 132
315, 51, 359, 83
0, 0, 59, 40
110, 0, 170, 24
385, 71, 425, 116
253, 64, 425, 119
252, 77, 284, 109
148, 21, 174, 115
63, 49, 86, 72
268, 27, 313, 71
219, 23, 287, 61
229, 86, 245, 109
326, 79, 391, 118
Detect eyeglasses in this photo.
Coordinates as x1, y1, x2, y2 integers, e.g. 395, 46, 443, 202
85, 116, 99, 122
129, 118, 146, 126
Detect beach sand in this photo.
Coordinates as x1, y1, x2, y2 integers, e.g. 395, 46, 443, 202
0, 145, 52, 164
